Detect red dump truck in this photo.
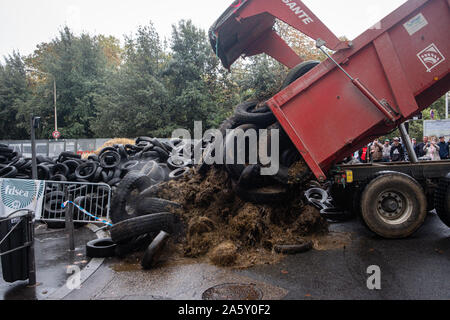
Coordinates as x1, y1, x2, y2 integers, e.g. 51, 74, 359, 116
210, 0, 450, 238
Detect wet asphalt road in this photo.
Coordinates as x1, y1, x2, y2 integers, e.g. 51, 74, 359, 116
63, 212, 449, 300
1, 213, 448, 300
0, 224, 95, 300
237, 212, 449, 300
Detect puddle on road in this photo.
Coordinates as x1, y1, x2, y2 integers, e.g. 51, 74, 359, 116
307, 232, 352, 251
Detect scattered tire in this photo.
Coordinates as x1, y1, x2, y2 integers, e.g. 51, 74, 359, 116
274, 241, 313, 254
114, 233, 155, 258
169, 167, 190, 180
167, 156, 191, 170
99, 151, 121, 169
121, 160, 140, 172
75, 162, 98, 181
141, 231, 171, 269
281, 60, 320, 89
136, 197, 182, 215
234, 101, 275, 128
0, 166, 18, 178
86, 238, 117, 258
360, 172, 427, 239
235, 184, 288, 204
109, 172, 153, 223
110, 213, 175, 244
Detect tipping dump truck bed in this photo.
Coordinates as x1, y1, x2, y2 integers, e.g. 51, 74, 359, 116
210, 0, 450, 181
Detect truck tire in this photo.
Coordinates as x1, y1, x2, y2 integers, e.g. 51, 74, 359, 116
435, 173, 450, 227
360, 172, 427, 239
281, 60, 320, 89
110, 213, 174, 244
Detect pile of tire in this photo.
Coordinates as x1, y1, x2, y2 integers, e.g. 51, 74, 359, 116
1, 138, 194, 232
196, 100, 309, 205
196, 61, 321, 205
84, 139, 192, 260
1, 137, 193, 186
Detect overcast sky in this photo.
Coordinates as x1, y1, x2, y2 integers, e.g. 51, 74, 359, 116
0, 0, 408, 59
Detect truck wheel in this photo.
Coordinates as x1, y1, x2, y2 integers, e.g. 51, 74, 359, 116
360, 172, 427, 239
435, 173, 450, 228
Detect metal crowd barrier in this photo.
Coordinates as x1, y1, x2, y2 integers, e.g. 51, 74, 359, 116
40, 181, 111, 224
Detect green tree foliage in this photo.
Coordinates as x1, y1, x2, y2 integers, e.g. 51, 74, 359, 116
1, 21, 445, 141
0, 52, 30, 139
92, 23, 172, 138
23, 27, 109, 139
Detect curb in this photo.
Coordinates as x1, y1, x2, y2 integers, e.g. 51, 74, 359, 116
45, 224, 109, 300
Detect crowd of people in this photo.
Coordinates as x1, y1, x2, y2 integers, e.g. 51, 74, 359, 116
352, 135, 450, 163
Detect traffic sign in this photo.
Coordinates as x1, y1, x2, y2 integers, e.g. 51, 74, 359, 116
52, 131, 61, 139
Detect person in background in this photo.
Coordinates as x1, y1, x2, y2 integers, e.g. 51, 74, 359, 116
358, 145, 369, 163
370, 139, 384, 163
411, 138, 417, 158
382, 139, 392, 162
438, 136, 449, 160
416, 136, 429, 158
390, 138, 405, 162
423, 137, 440, 161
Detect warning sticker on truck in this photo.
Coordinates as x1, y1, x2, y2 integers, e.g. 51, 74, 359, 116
404, 13, 428, 36
417, 43, 445, 73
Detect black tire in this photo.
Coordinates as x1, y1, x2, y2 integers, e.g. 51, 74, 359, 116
360, 172, 427, 239
37, 164, 51, 180
153, 146, 169, 162
108, 177, 122, 186
75, 162, 98, 180
435, 173, 450, 228
121, 160, 140, 172
63, 160, 80, 174
86, 238, 117, 258
110, 172, 153, 223
147, 164, 167, 182
136, 197, 181, 215
98, 147, 117, 157
274, 241, 313, 254
234, 101, 275, 127
51, 174, 68, 182
99, 151, 121, 169
169, 167, 190, 180
88, 154, 99, 162
281, 60, 320, 89
167, 156, 191, 170
235, 184, 288, 204
114, 233, 155, 258
141, 231, 170, 269
142, 151, 159, 160
139, 184, 163, 199
320, 208, 353, 222
52, 163, 70, 177
224, 124, 258, 180
237, 164, 261, 188
0, 166, 18, 178
140, 160, 158, 176
58, 152, 81, 162
110, 213, 175, 244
